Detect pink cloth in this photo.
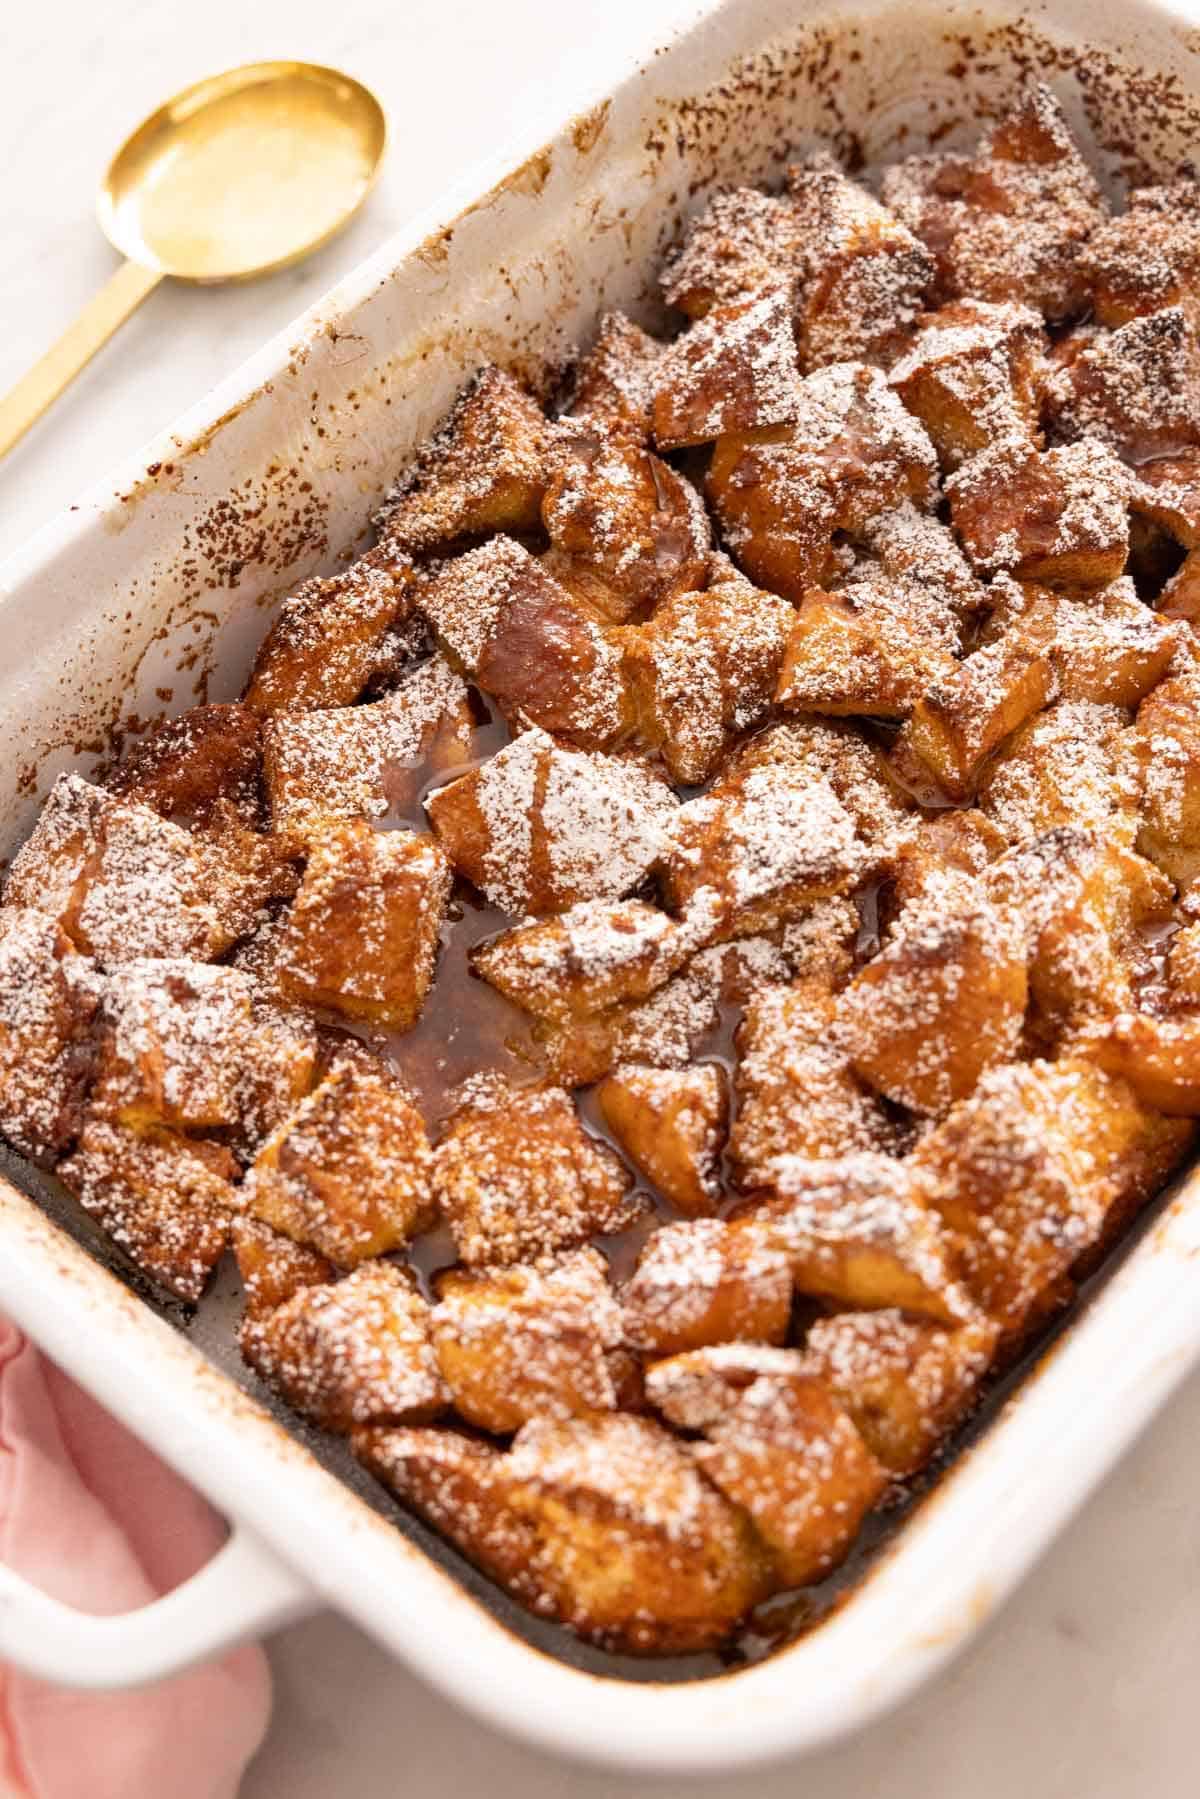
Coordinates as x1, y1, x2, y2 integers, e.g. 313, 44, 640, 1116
0, 1321, 271, 1799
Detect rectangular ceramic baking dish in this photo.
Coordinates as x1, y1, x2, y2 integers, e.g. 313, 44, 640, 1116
3, 0, 1200, 1770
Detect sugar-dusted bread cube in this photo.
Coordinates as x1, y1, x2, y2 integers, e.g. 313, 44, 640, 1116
276, 822, 450, 1029
243, 1051, 433, 1266
1080, 177, 1200, 329
729, 980, 895, 1188
619, 566, 793, 783
735, 717, 914, 861
947, 438, 1130, 588
854, 501, 988, 618
430, 1248, 623, 1433
375, 366, 551, 555
884, 809, 1008, 927
434, 1075, 635, 1265
707, 362, 937, 602
691, 1363, 886, 1586
887, 298, 1044, 466
880, 84, 1106, 319
785, 152, 934, 368
986, 577, 1181, 710
356, 1414, 772, 1654
839, 891, 1028, 1114
565, 311, 666, 442
895, 634, 1056, 801
1043, 308, 1200, 462
780, 894, 861, 987
799, 1309, 998, 1475
660, 187, 804, 318
978, 699, 1142, 846
3, 774, 110, 920
247, 1261, 448, 1433
0, 907, 100, 1163
233, 999, 321, 1154
1159, 549, 1200, 627
244, 561, 407, 713
775, 579, 960, 719
232, 1214, 334, 1322
425, 727, 678, 914
92, 958, 255, 1133
1129, 450, 1200, 550
263, 655, 473, 840
58, 1116, 235, 1301
106, 703, 263, 818
1081, 1010, 1200, 1115
913, 1058, 1192, 1333
533, 958, 723, 1087
651, 287, 801, 450
1133, 662, 1200, 896
620, 1217, 792, 1354
419, 537, 628, 746
192, 800, 303, 942
472, 898, 682, 1024
748, 1153, 974, 1324
645, 1343, 808, 1430
541, 423, 710, 623
595, 1062, 727, 1216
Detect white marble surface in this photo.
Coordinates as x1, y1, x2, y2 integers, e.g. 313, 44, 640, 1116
4, 2, 1200, 1794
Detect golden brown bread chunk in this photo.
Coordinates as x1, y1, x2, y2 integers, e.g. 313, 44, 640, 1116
246, 1261, 448, 1433
1042, 308, 1200, 461
419, 536, 628, 747
425, 727, 677, 915
947, 438, 1130, 588
472, 899, 683, 1024
1079, 177, 1200, 329
651, 287, 801, 450
376, 366, 551, 555
595, 1062, 727, 1216
58, 1116, 235, 1301
106, 703, 263, 818
799, 1309, 999, 1476
92, 959, 256, 1133
888, 297, 1044, 466
430, 1249, 623, 1433
566, 311, 666, 442
775, 579, 960, 720
986, 577, 1181, 709
884, 810, 1008, 928
978, 700, 1142, 847
0, 907, 100, 1163
660, 187, 804, 318
1129, 451, 1200, 550
244, 563, 408, 714
193, 801, 302, 941
1132, 663, 1200, 898
645, 1343, 807, 1430
1168, 920, 1200, 1000
620, 1217, 792, 1355
1080, 1011, 1200, 1115
3, 774, 111, 920
854, 501, 988, 618
227, 998, 321, 1157
242, 1052, 433, 1267
734, 718, 914, 859
276, 821, 450, 1029
232, 1215, 334, 1322
895, 634, 1056, 801
434, 1075, 636, 1266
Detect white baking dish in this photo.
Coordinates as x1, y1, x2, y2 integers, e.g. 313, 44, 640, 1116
3, 0, 1200, 1769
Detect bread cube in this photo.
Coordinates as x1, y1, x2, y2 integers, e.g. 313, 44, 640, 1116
0, 907, 100, 1163
231, 999, 321, 1155
651, 287, 801, 449
276, 822, 449, 1029
242, 1051, 433, 1266
1043, 308, 1200, 462
419, 536, 628, 746
780, 894, 861, 987
263, 655, 473, 840
247, 1261, 448, 1433
775, 580, 960, 719
58, 1116, 235, 1301
244, 562, 407, 713
620, 1217, 792, 1354
619, 569, 793, 783
375, 366, 551, 555
93, 959, 255, 1132
785, 152, 934, 367
472, 898, 682, 1024
692, 1366, 886, 1586
232, 1215, 334, 1321
947, 438, 1130, 588
888, 297, 1044, 466
1159, 550, 1200, 627
1129, 450, 1200, 550
660, 187, 804, 318
855, 501, 988, 618
541, 424, 710, 623
884, 810, 1008, 927
434, 1075, 635, 1265
425, 727, 678, 914
431, 1248, 623, 1433
732, 718, 914, 859
1133, 662, 1200, 895
978, 699, 1141, 846
799, 1309, 998, 1475
192, 800, 303, 942
107, 703, 263, 818
3, 773, 111, 921
533, 960, 724, 1087
896, 634, 1056, 800
595, 1063, 727, 1216
840, 893, 1028, 1113
988, 577, 1181, 709
912, 1057, 1191, 1333
566, 311, 666, 442
1079, 177, 1200, 329
645, 1343, 809, 1430
1082, 1010, 1200, 1114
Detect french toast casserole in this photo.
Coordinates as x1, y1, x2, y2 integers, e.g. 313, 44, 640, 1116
5, 78, 1200, 1659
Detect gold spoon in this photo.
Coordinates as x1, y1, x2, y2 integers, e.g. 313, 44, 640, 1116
0, 61, 387, 459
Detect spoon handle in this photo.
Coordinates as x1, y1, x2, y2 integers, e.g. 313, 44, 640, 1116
0, 261, 162, 459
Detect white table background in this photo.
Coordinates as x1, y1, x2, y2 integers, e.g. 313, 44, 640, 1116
4, 2, 1200, 1792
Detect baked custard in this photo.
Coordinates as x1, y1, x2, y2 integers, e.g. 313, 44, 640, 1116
7, 82, 1200, 1656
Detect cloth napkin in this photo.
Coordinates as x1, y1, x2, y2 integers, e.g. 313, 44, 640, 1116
0, 1321, 271, 1799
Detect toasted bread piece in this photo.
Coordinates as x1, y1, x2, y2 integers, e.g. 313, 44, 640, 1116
1081, 1011, 1200, 1114
854, 501, 988, 617
645, 1343, 809, 1429
193, 801, 302, 941
425, 727, 677, 915
276, 822, 450, 1029
896, 635, 1056, 800
3, 774, 112, 921
107, 703, 263, 818
434, 1075, 636, 1266
566, 311, 666, 442
978, 700, 1142, 847
473, 899, 683, 1024
732, 718, 914, 861
595, 1063, 727, 1216
1133, 663, 1200, 896
1167, 920, 1200, 999
775, 579, 960, 719
1080, 177, 1200, 329
780, 895, 861, 987
533, 960, 723, 1087
244, 563, 408, 714
947, 438, 1130, 588
1129, 451, 1200, 550
431, 1248, 622, 1433
1043, 308, 1200, 461
660, 187, 804, 318
620, 1217, 792, 1354
0, 907, 100, 1163
92, 959, 255, 1133
651, 287, 801, 449
232, 1215, 334, 1321
888, 298, 1044, 466
799, 1309, 999, 1475
58, 1116, 235, 1301
243, 1051, 433, 1266
230, 999, 321, 1155
987, 577, 1181, 709
884, 810, 1009, 928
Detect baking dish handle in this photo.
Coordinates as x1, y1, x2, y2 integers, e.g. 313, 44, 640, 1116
0, 1518, 314, 1688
